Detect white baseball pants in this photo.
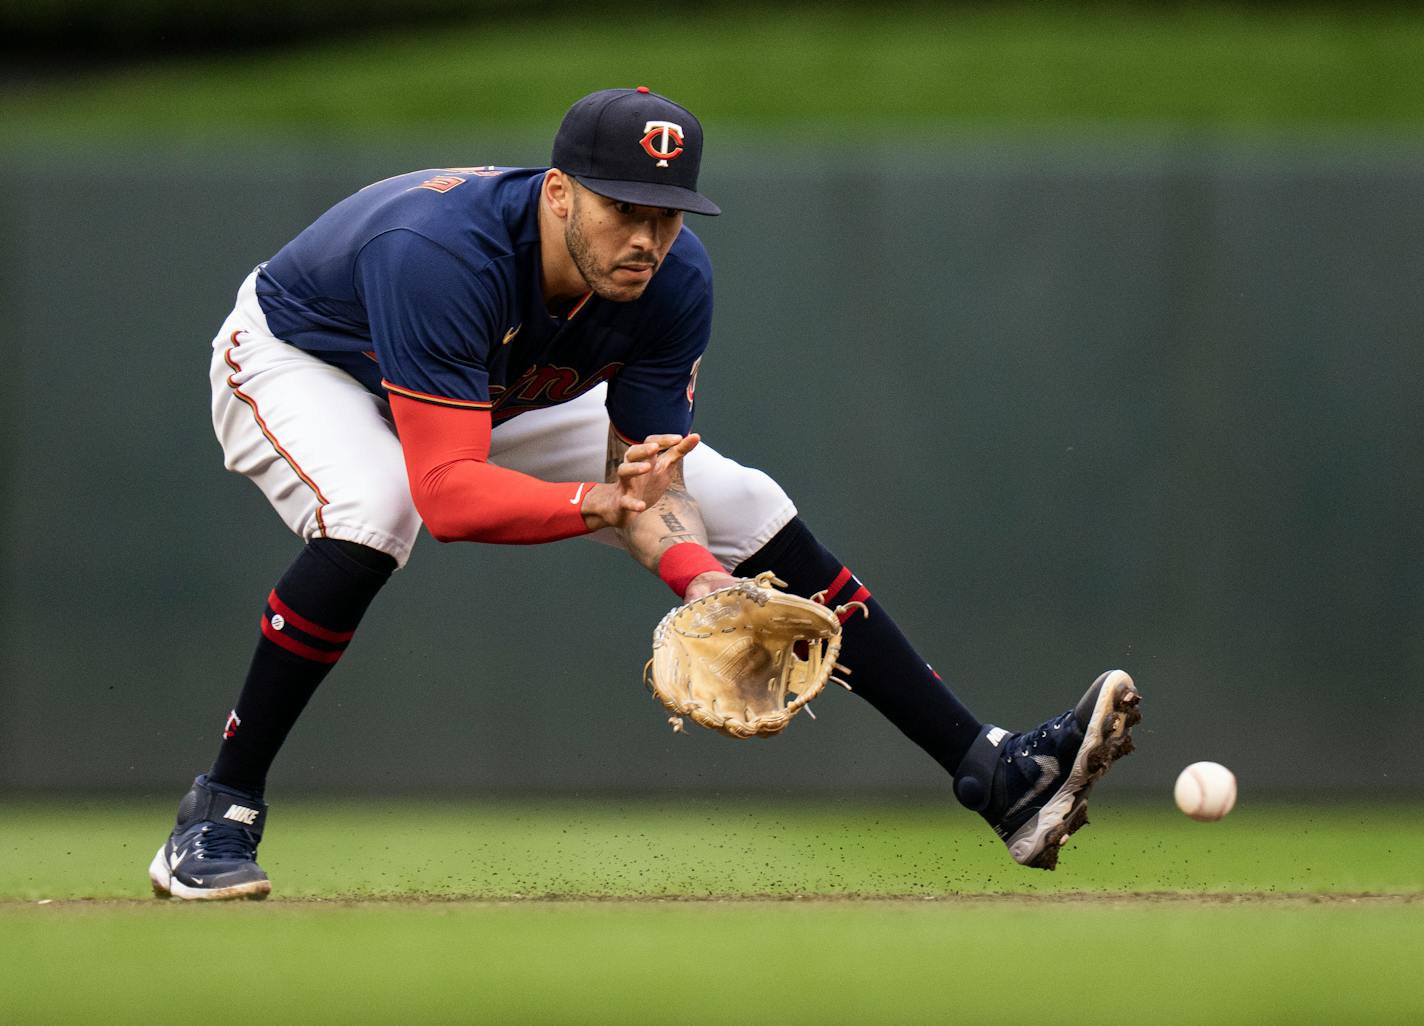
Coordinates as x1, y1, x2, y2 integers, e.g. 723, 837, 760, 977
209, 270, 796, 569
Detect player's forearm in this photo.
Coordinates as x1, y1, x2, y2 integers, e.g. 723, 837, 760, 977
619, 488, 735, 600
616, 486, 709, 574
415, 459, 594, 544
601, 426, 729, 597
390, 392, 595, 545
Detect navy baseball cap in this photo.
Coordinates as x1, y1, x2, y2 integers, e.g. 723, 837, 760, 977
552, 87, 721, 216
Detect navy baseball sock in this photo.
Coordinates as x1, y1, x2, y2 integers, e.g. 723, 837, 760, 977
735, 517, 982, 777
208, 538, 395, 797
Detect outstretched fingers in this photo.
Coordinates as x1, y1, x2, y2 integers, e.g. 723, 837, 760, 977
618, 434, 699, 477
657, 433, 700, 468
643, 434, 699, 484
617, 458, 652, 480
611, 433, 702, 516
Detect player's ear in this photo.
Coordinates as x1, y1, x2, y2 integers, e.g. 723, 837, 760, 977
544, 170, 574, 220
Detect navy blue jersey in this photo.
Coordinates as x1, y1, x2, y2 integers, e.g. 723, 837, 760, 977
255, 167, 712, 439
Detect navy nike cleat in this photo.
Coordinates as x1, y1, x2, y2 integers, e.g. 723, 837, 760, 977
953, 669, 1141, 871
148, 775, 272, 900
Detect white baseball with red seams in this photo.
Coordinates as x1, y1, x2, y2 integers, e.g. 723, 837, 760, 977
1174, 761, 1237, 821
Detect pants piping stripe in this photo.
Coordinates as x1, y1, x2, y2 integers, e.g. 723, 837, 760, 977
223, 330, 331, 537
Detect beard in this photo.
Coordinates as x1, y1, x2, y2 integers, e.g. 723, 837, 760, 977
565, 195, 659, 302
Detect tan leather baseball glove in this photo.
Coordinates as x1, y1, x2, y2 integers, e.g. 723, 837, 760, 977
643, 572, 863, 738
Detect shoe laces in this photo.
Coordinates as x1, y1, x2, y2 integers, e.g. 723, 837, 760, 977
1008, 709, 1077, 760
194, 822, 258, 862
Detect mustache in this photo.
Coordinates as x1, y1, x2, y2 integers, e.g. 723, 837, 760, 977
616, 254, 659, 271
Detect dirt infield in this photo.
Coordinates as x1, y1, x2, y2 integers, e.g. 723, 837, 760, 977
9, 889, 1422, 910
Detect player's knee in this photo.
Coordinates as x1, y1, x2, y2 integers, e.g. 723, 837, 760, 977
316, 476, 422, 564
737, 465, 790, 509
687, 454, 796, 563
367, 492, 423, 549
704, 461, 791, 519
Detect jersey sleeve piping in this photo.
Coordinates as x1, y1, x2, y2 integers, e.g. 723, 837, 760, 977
609, 421, 641, 446
382, 380, 493, 409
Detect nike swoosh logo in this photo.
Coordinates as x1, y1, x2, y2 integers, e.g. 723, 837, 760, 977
501, 324, 521, 346
169, 849, 190, 872
570, 482, 588, 505
1003, 755, 1061, 819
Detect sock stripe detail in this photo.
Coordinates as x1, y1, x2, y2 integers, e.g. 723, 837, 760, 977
821, 567, 854, 605
266, 590, 356, 643
839, 585, 872, 623
260, 615, 345, 663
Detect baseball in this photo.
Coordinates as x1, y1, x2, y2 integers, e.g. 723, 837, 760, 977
1174, 761, 1237, 821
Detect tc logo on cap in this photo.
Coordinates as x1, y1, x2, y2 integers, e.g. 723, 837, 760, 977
640, 121, 685, 167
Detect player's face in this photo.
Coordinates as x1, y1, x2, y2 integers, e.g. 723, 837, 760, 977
565, 184, 684, 302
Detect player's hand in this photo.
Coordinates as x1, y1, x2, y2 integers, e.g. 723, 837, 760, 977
681, 570, 739, 602
581, 433, 700, 531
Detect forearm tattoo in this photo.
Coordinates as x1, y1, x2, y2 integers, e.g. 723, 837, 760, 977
650, 490, 700, 549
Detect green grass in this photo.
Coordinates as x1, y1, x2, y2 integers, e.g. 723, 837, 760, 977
2, 800, 1420, 899
1, 801, 1420, 1024
4, 900, 1421, 1025
5, 5, 1424, 149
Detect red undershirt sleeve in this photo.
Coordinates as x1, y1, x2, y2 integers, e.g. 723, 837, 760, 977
389, 393, 596, 545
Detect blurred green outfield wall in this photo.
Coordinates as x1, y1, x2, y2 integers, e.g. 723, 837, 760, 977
1, 137, 1420, 798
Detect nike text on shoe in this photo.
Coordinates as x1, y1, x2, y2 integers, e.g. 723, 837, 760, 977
148, 775, 272, 900
952, 669, 1141, 871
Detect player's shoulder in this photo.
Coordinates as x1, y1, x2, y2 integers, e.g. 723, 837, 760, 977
354, 166, 542, 264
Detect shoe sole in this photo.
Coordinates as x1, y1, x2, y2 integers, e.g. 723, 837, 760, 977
1004, 669, 1141, 871
147, 846, 272, 901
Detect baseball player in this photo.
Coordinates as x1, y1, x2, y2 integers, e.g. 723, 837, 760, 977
150, 87, 1141, 900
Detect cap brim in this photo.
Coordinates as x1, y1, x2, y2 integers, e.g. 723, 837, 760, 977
573, 175, 721, 216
